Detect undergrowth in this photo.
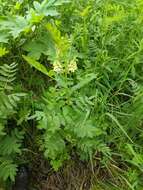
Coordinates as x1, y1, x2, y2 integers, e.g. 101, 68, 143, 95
0, 0, 143, 189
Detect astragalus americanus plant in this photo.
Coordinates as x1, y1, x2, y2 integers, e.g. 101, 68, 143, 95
0, 0, 143, 189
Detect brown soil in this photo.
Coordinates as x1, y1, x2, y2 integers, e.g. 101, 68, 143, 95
30, 158, 97, 190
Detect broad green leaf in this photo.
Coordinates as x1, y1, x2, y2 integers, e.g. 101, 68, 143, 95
27, 8, 44, 24
23, 33, 56, 60
33, 1, 59, 17
23, 55, 50, 76
23, 41, 47, 60
33, 0, 70, 18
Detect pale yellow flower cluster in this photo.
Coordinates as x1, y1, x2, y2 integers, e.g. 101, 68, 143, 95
67, 60, 77, 73
53, 61, 63, 73
53, 60, 77, 74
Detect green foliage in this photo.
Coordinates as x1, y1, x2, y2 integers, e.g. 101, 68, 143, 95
0, 129, 24, 182
0, 159, 18, 182
1, 0, 143, 189
0, 62, 25, 182
22, 55, 50, 76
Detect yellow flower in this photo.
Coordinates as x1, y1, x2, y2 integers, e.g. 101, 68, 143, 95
53, 61, 63, 73
68, 60, 77, 73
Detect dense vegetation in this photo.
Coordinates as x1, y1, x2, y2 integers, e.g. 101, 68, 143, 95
0, 0, 143, 189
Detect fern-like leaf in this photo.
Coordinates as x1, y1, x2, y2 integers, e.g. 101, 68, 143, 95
0, 158, 18, 181
0, 62, 17, 90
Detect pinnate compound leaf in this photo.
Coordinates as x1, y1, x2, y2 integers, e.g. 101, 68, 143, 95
0, 159, 18, 181
44, 134, 65, 159
0, 16, 29, 38
73, 122, 103, 138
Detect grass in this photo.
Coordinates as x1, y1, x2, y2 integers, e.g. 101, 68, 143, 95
0, 0, 143, 189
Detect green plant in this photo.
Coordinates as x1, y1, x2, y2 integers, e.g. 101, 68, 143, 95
0, 62, 25, 182
1, 0, 143, 189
